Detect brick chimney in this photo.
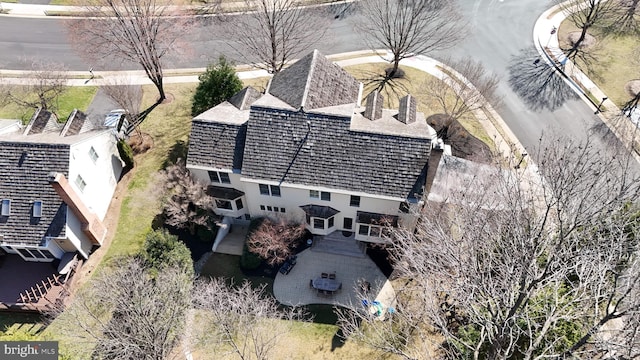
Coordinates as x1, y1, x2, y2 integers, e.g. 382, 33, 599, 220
49, 172, 106, 246
363, 91, 383, 120
398, 94, 417, 124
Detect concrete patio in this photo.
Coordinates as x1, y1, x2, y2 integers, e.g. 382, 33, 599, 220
273, 248, 396, 309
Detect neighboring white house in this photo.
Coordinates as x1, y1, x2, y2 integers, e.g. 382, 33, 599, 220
0, 108, 124, 263
187, 50, 437, 251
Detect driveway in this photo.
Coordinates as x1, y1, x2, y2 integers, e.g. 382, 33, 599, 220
273, 248, 396, 310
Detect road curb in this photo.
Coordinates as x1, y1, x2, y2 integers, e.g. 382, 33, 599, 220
533, 1, 640, 162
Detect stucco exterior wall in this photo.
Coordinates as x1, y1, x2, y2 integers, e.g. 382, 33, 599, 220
68, 131, 123, 219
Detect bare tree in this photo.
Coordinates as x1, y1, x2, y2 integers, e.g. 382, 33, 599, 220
608, 0, 640, 35
160, 159, 216, 235
191, 278, 308, 360
559, 0, 616, 62
52, 258, 192, 360
0, 59, 67, 118
247, 217, 306, 266
101, 76, 165, 134
422, 57, 501, 130
217, 0, 331, 73
338, 136, 640, 359
355, 0, 465, 78
66, 0, 193, 104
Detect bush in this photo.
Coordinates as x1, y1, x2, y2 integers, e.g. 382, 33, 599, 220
141, 229, 194, 277
117, 139, 134, 169
240, 218, 266, 270
191, 56, 244, 116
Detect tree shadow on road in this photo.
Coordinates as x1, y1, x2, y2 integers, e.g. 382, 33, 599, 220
507, 47, 578, 112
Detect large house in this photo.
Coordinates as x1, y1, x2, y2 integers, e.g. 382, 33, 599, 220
187, 50, 437, 249
0, 109, 124, 264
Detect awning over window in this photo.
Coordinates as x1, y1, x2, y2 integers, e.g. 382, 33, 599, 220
300, 204, 340, 219
356, 211, 398, 227
206, 185, 244, 200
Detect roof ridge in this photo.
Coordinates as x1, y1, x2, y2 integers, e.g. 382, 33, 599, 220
300, 49, 320, 110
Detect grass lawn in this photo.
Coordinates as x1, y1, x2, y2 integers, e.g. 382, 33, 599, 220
0, 313, 43, 339
0, 86, 97, 122
101, 83, 196, 263
558, 22, 640, 107
344, 63, 495, 151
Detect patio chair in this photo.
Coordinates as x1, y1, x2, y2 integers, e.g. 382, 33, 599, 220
328, 273, 336, 280
321, 272, 329, 278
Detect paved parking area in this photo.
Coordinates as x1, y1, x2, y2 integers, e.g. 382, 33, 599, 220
273, 248, 396, 309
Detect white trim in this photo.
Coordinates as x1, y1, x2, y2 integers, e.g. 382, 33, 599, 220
187, 164, 233, 172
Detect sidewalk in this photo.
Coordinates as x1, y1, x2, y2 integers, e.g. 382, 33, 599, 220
0, 49, 526, 166
0, 0, 345, 18
533, 1, 640, 163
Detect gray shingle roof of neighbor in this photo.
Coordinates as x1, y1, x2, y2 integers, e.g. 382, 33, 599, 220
0, 142, 69, 246
268, 50, 360, 110
187, 120, 247, 171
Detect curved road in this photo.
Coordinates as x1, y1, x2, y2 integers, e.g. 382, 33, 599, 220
0, 0, 630, 164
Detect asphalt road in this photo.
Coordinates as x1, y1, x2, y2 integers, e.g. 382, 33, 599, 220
0, 0, 633, 167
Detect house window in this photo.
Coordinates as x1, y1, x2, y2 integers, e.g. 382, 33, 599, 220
88, 146, 99, 163
208, 171, 231, 184
370, 226, 381, 237
215, 199, 232, 210
310, 190, 319, 199
1, 199, 10, 216
75, 175, 87, 192
328, 217, 335, 228
344, 217, 353, 230
33, 200, 43, 218
313, 218, 324, 229
259, 184, 281, 196
267, 206, 273, 211
280, 208, 286, 213
320, 192, 331, 201
350, 195, 360, 207
358, 224, 385, 238
260, 205, 266, 210
235, 198, 244, 210
16, 248, 53, 260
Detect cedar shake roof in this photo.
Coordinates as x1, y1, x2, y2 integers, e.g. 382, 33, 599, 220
187, 120, 247, 171
242, 107, 431, 199
0, 142, 69, 246
187, 50, 433, 199
229, 87, 261, 111
23, 109, 60, 135
60, 110, 87, 136
268, 50, 360, 110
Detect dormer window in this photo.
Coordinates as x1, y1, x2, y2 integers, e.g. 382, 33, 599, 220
33, 200, 43, 218
1, 199, 10, 216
